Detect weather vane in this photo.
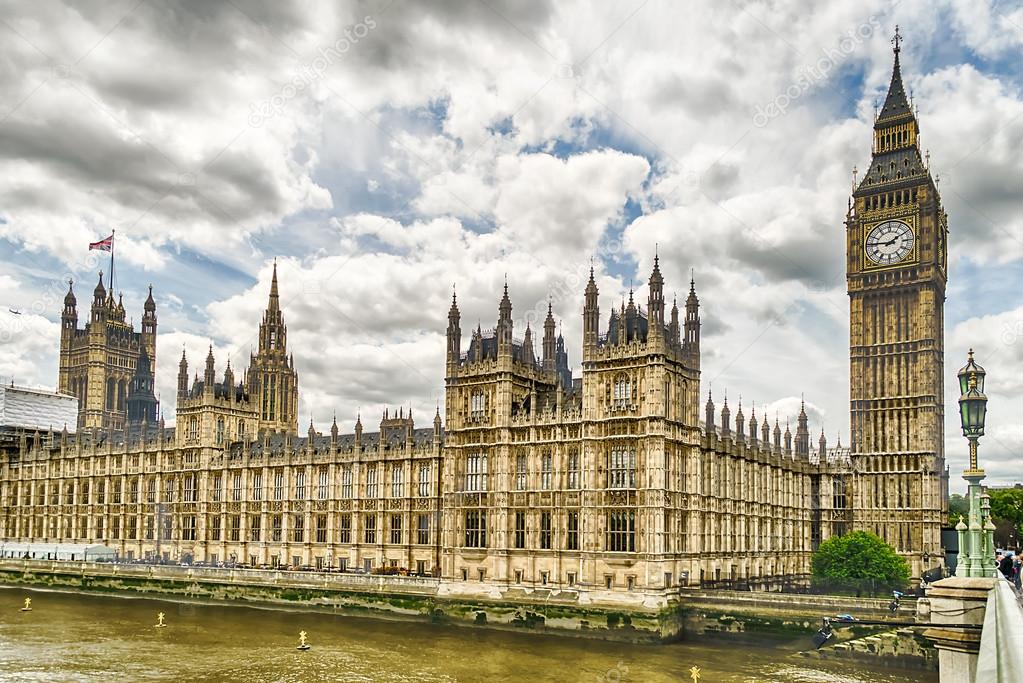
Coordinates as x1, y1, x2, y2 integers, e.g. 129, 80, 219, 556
892, 25, 901, 53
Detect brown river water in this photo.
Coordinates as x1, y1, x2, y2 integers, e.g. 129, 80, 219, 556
0, 587, 937, 682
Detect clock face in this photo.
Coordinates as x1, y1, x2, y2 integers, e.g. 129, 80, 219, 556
865, 220, 915, 265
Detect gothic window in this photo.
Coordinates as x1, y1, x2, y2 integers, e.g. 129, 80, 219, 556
117, 380, 126, 411
338, 514, 352, 543
268, 375, 277, 420
390, 514, 402, 544
567, 511, 579, 551
188, 417, 198, 442
147, 478, 157, 503
541, 452, 553, 490
418, 465, 430, 497
417, 514, 429, 545
216, 418, 225, 445
229, 515, 241, 541
364, 514, 376, 544
607, 447, 636, 489
295, 470, 306, 499
341, 466, 353, 499
540, 511, 552, 549
316, 515, 327, 543
271, 514, 283, 542
106, 378, 115, 410
273, 470, 284, 500
249, 515, 261, 542
465, 453, 488, 492
470, 390, 486, 418
832, 479, 847, 509
317, 468, 328, 500
252, 472, 262, 501
613, 374, 630, 408
515, 454, 527, 491
292, 514, 304, 542
183, 474, 197, 502
232, 473, 242, 502
464, 510, 486, 548
514, 511, 526, 549
606, 509, 636, 552
367, 468, 378, 498
568, 449, 580, 489
391, 467, 404, 497
211, 474, 221, 502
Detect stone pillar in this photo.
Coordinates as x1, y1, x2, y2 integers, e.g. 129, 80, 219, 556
920, 576, 995, 683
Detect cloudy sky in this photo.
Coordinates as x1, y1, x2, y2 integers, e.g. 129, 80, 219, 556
1, 0, 1021, 488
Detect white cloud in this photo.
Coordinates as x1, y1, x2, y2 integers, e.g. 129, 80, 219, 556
2, 1, 1023, 493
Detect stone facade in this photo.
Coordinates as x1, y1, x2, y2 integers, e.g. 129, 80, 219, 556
847, 39, 948, 578
58, 275, 157, 431
0, 46, 946, 592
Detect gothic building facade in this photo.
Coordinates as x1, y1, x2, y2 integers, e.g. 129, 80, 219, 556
58, 275, 158, 431
0, 42, 945, 587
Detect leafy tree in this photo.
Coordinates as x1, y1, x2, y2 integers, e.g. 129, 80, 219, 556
948, 493, 968, 526
989, 487, 1023, 549
811, 531, 909, 586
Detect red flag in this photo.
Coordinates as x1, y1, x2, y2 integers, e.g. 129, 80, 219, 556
89, 234, 113, 252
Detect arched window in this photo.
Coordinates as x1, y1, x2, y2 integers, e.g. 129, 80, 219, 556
117, 380, 126, 410
106, 378, 115, 410
216, 418, 225, 445
613, 374, 630, 408
470, 390, 486, 418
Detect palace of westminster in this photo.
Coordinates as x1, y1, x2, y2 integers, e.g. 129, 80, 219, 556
0, 44, 949, 589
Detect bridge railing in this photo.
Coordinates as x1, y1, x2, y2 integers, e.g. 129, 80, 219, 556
976, 579, 1023, 682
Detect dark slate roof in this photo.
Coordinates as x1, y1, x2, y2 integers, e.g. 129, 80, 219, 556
877, 53, 913, 125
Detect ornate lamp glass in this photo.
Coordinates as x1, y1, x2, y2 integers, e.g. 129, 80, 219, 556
957, 350, 987, 439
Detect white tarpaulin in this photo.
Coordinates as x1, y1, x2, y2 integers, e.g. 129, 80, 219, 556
0, 384, 77, 432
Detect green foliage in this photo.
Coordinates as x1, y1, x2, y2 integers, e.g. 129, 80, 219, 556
811, 531, 909, 585
989, 488, 1023, 529
948, 493, 968, 526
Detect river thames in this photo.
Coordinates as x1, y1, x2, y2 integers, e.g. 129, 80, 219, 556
0, 588, 936, 682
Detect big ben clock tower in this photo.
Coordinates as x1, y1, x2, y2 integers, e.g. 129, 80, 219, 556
847, 29, 948, 577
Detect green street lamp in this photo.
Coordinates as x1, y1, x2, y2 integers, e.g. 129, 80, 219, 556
955, 349, 993, 578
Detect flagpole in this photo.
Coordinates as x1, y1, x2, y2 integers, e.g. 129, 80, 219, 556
109, 229, 115, 294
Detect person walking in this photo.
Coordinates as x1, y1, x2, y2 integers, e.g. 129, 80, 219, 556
999, 553, 1014, 581
1013, 555, 1021, 592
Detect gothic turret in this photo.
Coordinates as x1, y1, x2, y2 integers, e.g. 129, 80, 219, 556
684, 275, 701, 368
704, 389, 715, 432
446, 286, 461, 369
784, 419, 792, 455
204, 345, 216, 390
669, 296, 680, 347
496, 280, 513, 356
127, 346, 158, 425
735, 398, 745, 443
251, 260, 299, 435
177, 349, 188, 400
583, 266, 600, 352
749, 404, 758, 446
795, 398, 810, 459
141, 285, 157, 373
542, 301, 556, 373
647, 252, 664, 337
521, 323, 535, 366
720, 393, 731, 437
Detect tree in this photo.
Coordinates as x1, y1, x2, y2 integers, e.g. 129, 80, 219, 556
989, 487, 1023, 550
948, 493, 968, 526
811, 531, 909, 587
